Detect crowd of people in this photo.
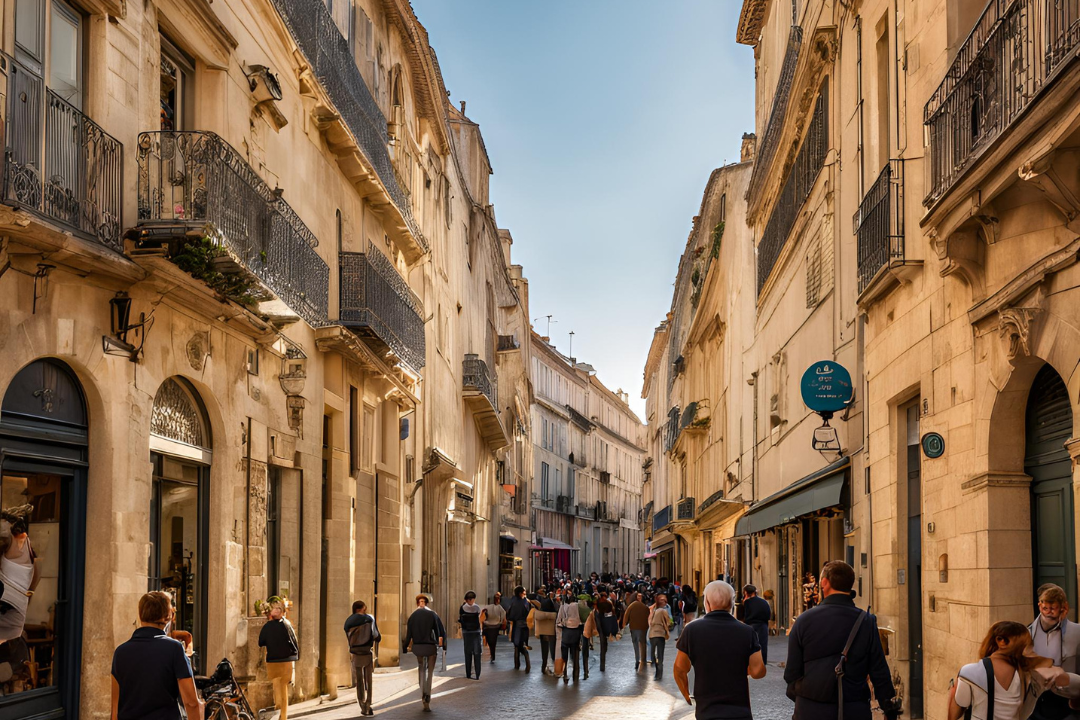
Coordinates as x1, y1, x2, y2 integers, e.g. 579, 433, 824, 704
105, 562, 1080, 720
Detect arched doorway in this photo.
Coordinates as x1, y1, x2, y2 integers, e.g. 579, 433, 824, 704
148, 377, 211, 672
1025, 364, 1077, 611
0, 359, 88, 720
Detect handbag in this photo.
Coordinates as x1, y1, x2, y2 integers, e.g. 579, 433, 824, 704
526, 608, 535, 632
555, 657, 565, 676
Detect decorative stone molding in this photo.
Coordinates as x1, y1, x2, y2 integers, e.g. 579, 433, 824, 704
736, 0, 769, 45
1065, 437, 1080, 462
932, 225, 986, 298
998, 307, 1042, 360
961, 471, 1032, 493
1018, 149, 1080, 234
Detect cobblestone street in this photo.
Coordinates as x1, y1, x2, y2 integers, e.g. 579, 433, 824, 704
292, 634, 791, 720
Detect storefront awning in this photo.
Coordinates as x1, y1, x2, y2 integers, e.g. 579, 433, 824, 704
530, 537, 576, 551
500, 532, 518, 543
734, 456, 850, 536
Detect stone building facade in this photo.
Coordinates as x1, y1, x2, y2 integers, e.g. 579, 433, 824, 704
529, 331, 645, 585
0, 0, 536, 718
643, 0, 1080, 718
641, 147, 757, 595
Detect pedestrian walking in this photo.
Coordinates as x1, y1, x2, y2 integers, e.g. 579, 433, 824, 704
1027, 584, 1080, 720
459, 592, 483, 680
948, 620, 1077, 720
344, 600, 380, 717
578, 595, 595, 679
258, 597, 298, 720
111, 591, 203, 720
673, 581, 766, 719
480, 592, 506, 663
742, 585, 771, 664
556, 593, 583, 683
784, 561, 900, 720
594, 590, 618, 671
623, 591, 651, 671
670, 585, 684, 637
681, 585, 698, 625
648, 593, 673, 680
506, 585, 532, 672
403, 594, 446, 712
532, 586, 558, 675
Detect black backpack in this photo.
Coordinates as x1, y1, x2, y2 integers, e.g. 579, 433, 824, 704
348, 621, 375, 655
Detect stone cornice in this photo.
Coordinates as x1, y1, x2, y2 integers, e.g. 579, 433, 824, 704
961, 471, 1032, 493
381, 0, 452, 155
737, 0, 770, 45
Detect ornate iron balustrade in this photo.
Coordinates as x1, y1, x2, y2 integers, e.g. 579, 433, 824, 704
855, 160, 905, 293
925, 0, 1080, 205
137, 131, 329, 325
677, 497, 696, 521
746, 25, 803, 205
697, 489, 727, 514
664, 406, 680, 452
2, 54, 122, 251
463, 354, 498, 410
269, 0, 425, 250
653, 504, 672, 532
757, 92, 828, 295
556, 494, 573, 514
339, 245, 425, 372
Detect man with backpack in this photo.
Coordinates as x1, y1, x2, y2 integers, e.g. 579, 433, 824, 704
783, 561, 899, 720
345, 600, 380, 716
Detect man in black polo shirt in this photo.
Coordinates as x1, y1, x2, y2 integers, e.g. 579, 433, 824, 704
111, 591, 202, 720
674, 580, 766, 719
742, 584, 772, 664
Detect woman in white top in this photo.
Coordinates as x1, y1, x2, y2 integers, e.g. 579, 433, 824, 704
948, 620, 1078, 720
479, 593, 506, 663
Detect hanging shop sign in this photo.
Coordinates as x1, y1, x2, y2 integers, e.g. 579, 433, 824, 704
801, 361, 854, 416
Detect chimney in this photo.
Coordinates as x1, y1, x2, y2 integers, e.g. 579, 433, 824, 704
459, 100, 466, 114
741, 132, 756, 163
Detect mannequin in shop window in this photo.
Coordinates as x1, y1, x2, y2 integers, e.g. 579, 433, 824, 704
0, 505, 40, 684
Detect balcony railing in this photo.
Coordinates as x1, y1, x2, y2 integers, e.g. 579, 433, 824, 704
556, 494, 573, 514
697, 489, 727, 514
339, 245, 425, 372
463, 354, 498, 410
2, 55, 122, 251
855, 160, 905, 293
599, 471, 611, 484
925, 0, 1080, 204
653, 504, 672, 532
136, 131, 328, 325
757, 92, 827, 295
677, 497, 696, 521
746, 25, 804, 206
664, 406, 680, 453
269, 0, 425, 250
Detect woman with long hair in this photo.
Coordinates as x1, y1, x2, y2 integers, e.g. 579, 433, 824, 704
947, 620, 1076, 720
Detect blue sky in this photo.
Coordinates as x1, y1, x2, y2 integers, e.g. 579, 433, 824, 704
411, 0, 755, 418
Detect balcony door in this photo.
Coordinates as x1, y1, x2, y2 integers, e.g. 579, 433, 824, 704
159, 36, 194, 131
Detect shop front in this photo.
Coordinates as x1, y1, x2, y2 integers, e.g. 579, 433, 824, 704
530, 537, 575, 586
0, 359, 88, 720
735, 457, 850, 632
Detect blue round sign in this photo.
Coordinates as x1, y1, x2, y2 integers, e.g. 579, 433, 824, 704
800, 361, 854, 414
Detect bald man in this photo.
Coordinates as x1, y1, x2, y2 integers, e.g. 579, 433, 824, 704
674, 581, 765, 719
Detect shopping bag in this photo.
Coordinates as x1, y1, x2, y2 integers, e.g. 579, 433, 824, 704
555, 658, 565, 676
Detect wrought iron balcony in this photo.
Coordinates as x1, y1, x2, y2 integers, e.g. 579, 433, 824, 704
855, 160, 906, 294
463, 354, 498, 410
925, 0, 1080, 205
757, 92, 827, 295
697, 489, 726, 514
745, 25, 803, 206
677, 497, 696, 521
599, 471, 611, 484
269, 0, 425, 252
664, 406, 680, 453
339, 246, 425, 372
556, 494, 574, 514
653, 504, 672, 532
2, 54, 122, 251
136, 131, 328, 326
463, 354, 508, 450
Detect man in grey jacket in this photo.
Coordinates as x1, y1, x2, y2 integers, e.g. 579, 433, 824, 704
1029, 584, 1080, 720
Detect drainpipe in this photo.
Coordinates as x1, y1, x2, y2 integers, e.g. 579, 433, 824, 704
245, 417, 252, 615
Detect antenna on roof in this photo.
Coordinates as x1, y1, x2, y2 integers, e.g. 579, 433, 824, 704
569, 331, 575, 365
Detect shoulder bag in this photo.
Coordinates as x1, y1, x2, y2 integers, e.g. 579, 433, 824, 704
834, 611, 866, 720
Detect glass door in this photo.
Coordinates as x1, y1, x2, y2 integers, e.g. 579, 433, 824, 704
149, 453, 207, 673
0, 462, 84, 720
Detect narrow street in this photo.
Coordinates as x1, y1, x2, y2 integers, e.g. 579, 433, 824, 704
292, 635, 791, 720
